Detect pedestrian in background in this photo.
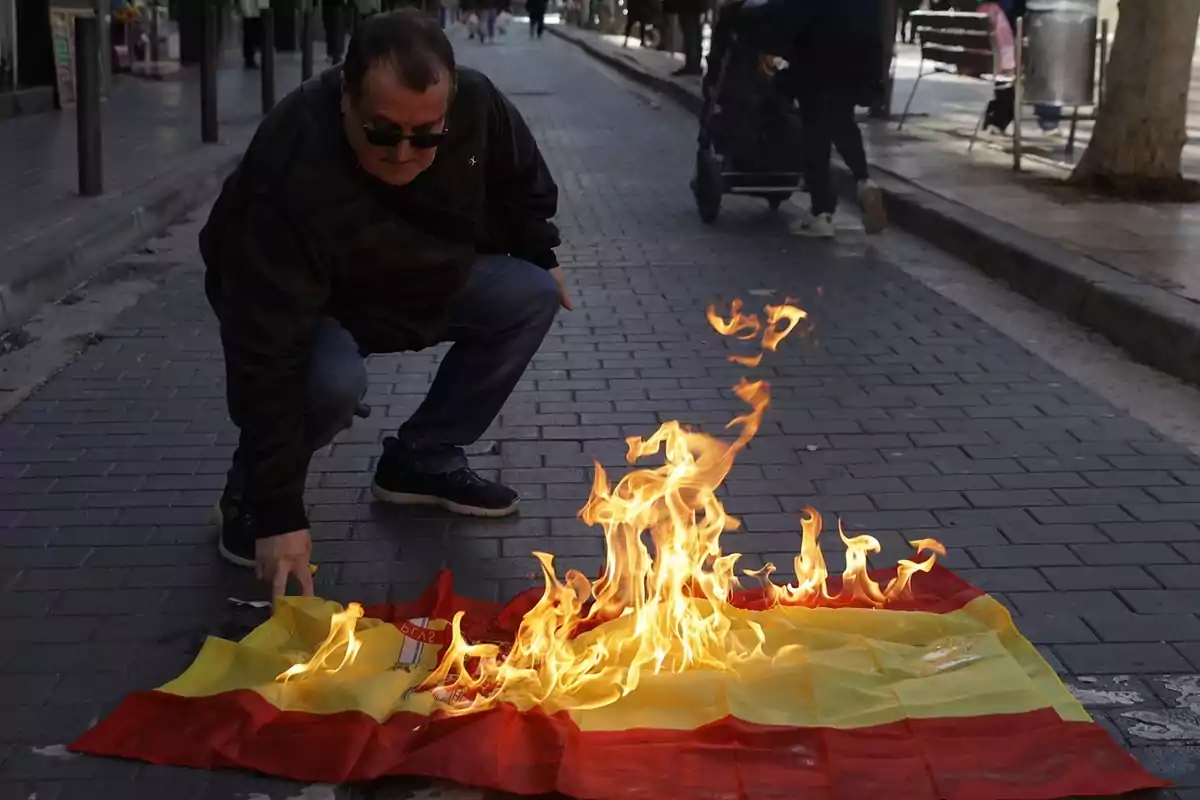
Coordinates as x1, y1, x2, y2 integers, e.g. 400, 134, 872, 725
979, 0, 1061, 134
622, 0, 652, 47
323, 0, 351, 63
897, 0, 921, 42
480, 0, 499, 41
240, 0, 267, 69
780, 0, 887, 238
666, 0, 705, 76
528, 0, 548, 38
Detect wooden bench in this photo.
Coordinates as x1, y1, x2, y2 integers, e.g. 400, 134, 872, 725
897, 10, 999, 151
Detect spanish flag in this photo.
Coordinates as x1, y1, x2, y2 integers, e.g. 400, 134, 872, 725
72, 566, 1165, 799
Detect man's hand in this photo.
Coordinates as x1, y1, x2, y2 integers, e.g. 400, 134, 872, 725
548, 266, 573, 311
256, 529, 315, 599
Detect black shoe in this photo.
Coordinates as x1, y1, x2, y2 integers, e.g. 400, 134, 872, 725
213, 490, 257, 568
372, 438, 520, 517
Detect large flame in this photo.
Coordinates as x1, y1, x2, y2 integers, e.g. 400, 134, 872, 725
276, 602, 365, 683
415, 301, 944, 716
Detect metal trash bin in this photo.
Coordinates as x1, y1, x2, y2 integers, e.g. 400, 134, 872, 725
1022, 0, 1099, 106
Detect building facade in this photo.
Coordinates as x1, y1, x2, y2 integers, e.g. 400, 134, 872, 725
0, 0, 101, 119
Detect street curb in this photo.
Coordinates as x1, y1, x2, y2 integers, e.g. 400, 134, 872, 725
0, 145, 243, 332
549, 23, 1200, 386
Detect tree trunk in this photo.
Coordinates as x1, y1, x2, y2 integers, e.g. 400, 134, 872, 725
1072, 0, 1200, 187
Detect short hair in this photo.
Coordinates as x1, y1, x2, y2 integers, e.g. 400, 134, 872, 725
342, 9, 456, 100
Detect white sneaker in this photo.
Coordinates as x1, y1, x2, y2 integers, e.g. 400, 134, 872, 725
791, 212, 836, 239
857, 179, 887, 234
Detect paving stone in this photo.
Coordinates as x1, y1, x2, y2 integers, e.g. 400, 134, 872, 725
1010, 614, 1098, 644
956, 568, 1051, 593
1041, 566, 1162, 591
1180, 644, 1200, 672
1150, 566, 1200, 590
1121, 591, 1200, 615
1000, 523, 1108, 544
1072, 544, 1186, 566
969, 544, 1080, 568
1008, 590, 1131, 617
1103, 523, 1200, 543
1062, 676, 1161, 709
1131, 746, 1200, 788
1084, 615, 1200, 644
1056, 644, 1194, 675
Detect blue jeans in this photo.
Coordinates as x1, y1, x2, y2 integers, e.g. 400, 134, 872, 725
300, 255, 559, 475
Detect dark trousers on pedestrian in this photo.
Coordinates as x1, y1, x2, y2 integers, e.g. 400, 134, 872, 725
677, 12, 703, 72
623, 16, 646, 45
323, 6, 347, 62
797, 82, 870, 216
228, 255, 559, 485
242, 16, 263, 67
530, 8, 546, 36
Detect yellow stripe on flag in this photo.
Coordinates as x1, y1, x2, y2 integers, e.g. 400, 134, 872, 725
158, 595, 1086, 730
569, 596, 1087, 731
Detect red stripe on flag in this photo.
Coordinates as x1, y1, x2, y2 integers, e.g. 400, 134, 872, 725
70, 688, 1165, 799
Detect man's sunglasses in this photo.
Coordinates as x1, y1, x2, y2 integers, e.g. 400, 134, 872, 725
361, 125, 447, 149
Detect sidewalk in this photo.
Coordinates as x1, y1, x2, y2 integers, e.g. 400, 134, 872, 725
549, 25, 1200, 387
0, 47, 320, 331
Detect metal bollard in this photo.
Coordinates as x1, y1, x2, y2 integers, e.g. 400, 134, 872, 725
75, 15, 103, 197
201, 0, 219, 143
301, 1, 314, 81
149, 0, 161, 63
261, 7, 276, 113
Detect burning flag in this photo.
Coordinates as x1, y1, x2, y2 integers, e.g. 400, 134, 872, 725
71, 301, 1167, 799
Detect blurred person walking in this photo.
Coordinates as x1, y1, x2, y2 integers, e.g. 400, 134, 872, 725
240, 0, 268, 69
770, 0, 888, 237
666, 0, 705, 76
623, 0, 653, 46
528, 0, 548, 38
323, 0, 351, 62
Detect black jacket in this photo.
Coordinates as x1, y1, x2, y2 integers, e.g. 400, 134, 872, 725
199, 67, 559, 538
731, 0, 881, 95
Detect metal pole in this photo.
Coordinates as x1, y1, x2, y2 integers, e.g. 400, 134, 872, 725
201, 0, 219, 143
149, 0, 161, 63
301, 0, 314, 81
1012, 15, 1024, 172
261, 7, 276, 113
1098, 18, 1109, 108
75, 15, 103, 197
871, 0, 897, 119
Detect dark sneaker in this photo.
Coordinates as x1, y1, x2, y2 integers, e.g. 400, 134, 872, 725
372, 440, 519, 517
212, 492, 257, 568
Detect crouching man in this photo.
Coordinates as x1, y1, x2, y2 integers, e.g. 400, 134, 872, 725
200, 9, 568, 597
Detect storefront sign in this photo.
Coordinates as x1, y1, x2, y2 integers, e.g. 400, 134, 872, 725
49, 6, 98, 109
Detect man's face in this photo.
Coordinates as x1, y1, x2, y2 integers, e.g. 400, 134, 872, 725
342, 63, 452, 187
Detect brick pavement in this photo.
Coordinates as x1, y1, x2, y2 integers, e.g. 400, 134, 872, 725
1, 22, 1200, 800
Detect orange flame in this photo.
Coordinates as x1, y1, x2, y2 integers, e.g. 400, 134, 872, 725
276, 602, 365, 683
707, 300, 808, 367
416, 301, 942, 715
